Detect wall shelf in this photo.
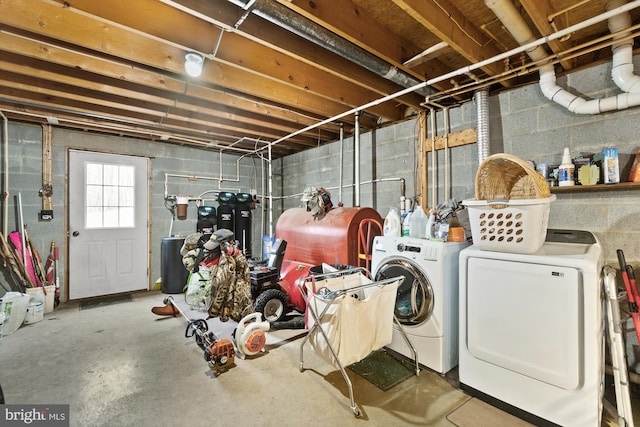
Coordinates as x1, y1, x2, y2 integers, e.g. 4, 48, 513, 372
550, 182, 640, 193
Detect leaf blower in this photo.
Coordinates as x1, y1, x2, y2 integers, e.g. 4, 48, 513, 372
233, 312, 270, 359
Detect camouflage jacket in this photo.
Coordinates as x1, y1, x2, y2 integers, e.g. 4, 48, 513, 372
206, 251, 253, 322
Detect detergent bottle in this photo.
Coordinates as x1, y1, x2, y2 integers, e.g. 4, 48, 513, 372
383, 207, 401, 237
402, 209, 413, 236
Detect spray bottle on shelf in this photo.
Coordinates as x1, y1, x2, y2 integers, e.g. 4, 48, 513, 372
558, 147, 575, 187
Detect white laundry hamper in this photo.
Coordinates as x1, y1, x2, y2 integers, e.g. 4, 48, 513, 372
305, 272, 399, 367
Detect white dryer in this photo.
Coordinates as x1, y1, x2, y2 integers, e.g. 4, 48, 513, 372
459, 229, 603, 427
371, 236, 469, 374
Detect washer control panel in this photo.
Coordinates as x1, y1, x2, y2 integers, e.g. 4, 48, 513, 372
396, 242, 439, 261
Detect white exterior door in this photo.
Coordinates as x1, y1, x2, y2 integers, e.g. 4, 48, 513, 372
68, 150, 149, 299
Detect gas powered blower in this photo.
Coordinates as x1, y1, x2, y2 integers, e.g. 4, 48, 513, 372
233, 312, 270, 359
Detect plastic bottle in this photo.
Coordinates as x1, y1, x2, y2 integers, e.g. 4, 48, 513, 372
383, 207, 401, 237
402, 209, 413, 236
409, 206, 428, 239
558, 147, 575, 187
425, 209, 436, 239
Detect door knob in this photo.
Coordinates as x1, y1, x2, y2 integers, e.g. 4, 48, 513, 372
72, 231, 80, 237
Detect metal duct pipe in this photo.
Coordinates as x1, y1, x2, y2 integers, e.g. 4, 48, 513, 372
474, 90, 490, 163
226, 0, 432, 97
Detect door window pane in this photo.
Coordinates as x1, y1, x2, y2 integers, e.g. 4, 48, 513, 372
85, 162, 136, 229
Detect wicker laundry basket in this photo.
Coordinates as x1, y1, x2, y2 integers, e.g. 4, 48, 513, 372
475, 153, 550, 202
464, 153, 554, 254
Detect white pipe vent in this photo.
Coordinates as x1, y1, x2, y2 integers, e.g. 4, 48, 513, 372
485, 0, 640, 114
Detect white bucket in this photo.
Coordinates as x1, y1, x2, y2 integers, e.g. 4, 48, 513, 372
0, 312, 5, 341
24, 302, 44, 324
26, 287, 46, 305
1, 292, 30, 335
44, 285, 55, 313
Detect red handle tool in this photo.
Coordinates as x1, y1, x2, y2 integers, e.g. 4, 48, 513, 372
617, 249, 640, 344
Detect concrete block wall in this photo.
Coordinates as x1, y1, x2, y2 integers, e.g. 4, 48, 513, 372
278, 119, 422, 219
0, 123, 270, 298
276, 57, 640, 266
2, 56, 640, 300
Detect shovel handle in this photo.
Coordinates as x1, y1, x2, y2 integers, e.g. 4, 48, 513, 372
617, 249, 628, 271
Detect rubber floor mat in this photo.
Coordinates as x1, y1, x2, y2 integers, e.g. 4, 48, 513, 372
80, 294, 132, 310
348, 348, 415, 391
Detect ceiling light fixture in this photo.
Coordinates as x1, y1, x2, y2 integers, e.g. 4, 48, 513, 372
184, 52, 204, 78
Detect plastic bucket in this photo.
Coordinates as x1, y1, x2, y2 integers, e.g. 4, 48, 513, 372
24, 302, 44, 324
1, 292, 30, 335
44, 285, 55, 313
26, 287, 46, 305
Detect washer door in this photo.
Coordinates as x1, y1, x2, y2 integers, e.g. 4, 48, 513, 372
374, 257, 433, 326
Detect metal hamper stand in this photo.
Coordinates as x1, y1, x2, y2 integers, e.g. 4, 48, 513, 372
298, 267, 420, 417
603, 265, 635, 427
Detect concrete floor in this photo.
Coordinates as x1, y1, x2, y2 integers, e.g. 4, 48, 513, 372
0, 290, 636, 427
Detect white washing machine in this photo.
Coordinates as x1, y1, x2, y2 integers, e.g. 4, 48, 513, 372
371, 236, 469, 374
459, 229, 604, 427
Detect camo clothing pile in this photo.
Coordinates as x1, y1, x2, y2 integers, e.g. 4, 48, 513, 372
206, 250, 253, 322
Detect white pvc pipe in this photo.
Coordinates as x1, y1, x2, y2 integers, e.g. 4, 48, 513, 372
0, 110, 7, 237
338, 123, 344, 205
443, 107, 450, 200
268, 143, 273, 239
430, 108, 437, 209
608, 0, 640, 93
486, 0, 640, 114
354, 111, 360, 207
260, 153, 265, 246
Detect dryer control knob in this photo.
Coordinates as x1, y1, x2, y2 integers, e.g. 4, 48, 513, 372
397, 243, 405, 252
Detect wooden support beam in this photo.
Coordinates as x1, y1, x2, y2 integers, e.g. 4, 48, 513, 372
422, 127, 477, 210
41, 124, 53, 214
424, 128, 477, 151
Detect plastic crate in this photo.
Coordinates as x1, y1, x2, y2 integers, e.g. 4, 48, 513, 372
462, 195, 555, 254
